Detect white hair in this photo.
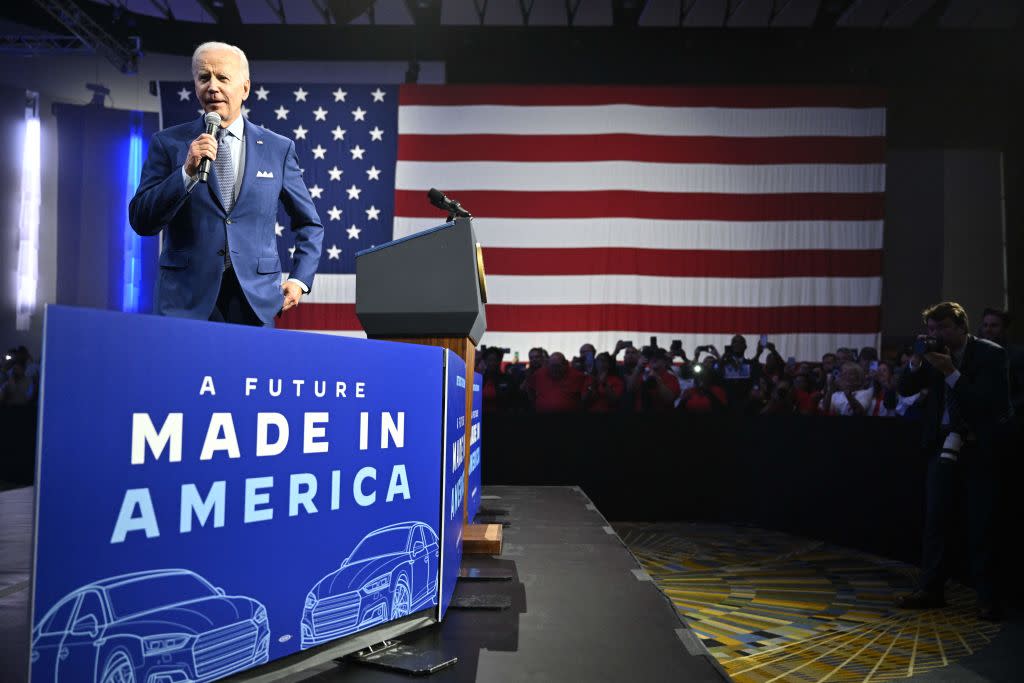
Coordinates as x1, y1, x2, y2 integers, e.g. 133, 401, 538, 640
191, 41, 249, 80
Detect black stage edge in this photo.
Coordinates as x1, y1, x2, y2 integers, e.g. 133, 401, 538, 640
0, 486, 726, 683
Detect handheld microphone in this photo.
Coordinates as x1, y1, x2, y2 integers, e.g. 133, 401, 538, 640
427, 188, 472, 218
197, 111, 221, 184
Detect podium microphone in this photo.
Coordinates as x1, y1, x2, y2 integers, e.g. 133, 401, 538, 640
427, 188, 472, 218
197, 111, 222, 184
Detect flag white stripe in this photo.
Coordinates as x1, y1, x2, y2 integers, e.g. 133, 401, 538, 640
398, 105, 886, 137
486, 275, 881, 307
393, 217, 885, 251
305, 273, 881, 307
395, 161, 885, 194
302, 274, 356, 304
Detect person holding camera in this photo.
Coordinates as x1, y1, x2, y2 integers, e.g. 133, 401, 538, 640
626, 345, 680, 413
611, 340, 640, 412
756, 340, 786, 384
895, 302, 1013, 620
865, 360, 899, 417
716, 335, 765, 410
677, 364, 727, 414
820, 362, 872, 416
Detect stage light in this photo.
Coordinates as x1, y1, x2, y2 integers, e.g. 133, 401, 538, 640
122, 111, 144, 313
16, 91, 40, 331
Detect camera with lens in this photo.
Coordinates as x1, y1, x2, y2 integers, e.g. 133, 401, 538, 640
912, 336, 948, 356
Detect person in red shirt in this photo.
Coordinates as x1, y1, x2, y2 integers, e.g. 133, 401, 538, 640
678, 367, 728, 414
792, 372, 822, 415
582, 352, 625, 413
519, 346, 548, 394
479, 347, 519, 415
760, 378, 798, 415
628, 347, 681, 413
526, 352, 585, 413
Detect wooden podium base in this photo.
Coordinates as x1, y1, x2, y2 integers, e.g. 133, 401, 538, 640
370, 334, 502, 557
463, 522, 503, 555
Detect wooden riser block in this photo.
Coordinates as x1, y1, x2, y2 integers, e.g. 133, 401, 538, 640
463, 523, 503, 555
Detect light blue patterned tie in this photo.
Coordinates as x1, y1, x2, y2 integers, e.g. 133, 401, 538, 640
215, 127, 235, 269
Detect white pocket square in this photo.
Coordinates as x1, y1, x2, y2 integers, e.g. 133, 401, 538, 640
256, 170, 274, 178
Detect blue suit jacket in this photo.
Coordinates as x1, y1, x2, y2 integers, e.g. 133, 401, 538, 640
129, 117, 324, 323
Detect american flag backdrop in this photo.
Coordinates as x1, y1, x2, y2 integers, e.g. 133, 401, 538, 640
159, 84, 886, 361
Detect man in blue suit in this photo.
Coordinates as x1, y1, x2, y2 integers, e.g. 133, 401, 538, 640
130, 42, 323, 325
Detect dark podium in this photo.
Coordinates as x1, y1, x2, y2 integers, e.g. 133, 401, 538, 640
355, 218, 501, 554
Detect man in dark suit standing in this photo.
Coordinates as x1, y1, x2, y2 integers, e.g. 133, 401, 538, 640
896, 301, 1013, 620
130, 42, 323, 325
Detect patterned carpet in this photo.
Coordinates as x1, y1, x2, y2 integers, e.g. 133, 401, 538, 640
617, 523, 1001, 682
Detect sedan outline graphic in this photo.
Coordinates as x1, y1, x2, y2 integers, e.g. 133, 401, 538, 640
300, 521, 439, 649
31, 568, 270, 683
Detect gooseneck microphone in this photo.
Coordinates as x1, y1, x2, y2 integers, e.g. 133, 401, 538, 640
427, 188, 472, 218
197, 111, 222, 184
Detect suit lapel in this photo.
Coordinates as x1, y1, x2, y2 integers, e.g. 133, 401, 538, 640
235, 118, 262, 209
961, 336, 976, 373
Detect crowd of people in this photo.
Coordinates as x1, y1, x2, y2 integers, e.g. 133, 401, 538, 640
475, 308, 1024, 419
4, 308, 1022, 419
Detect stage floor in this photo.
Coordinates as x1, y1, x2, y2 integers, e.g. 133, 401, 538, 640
0, 485, 725, 683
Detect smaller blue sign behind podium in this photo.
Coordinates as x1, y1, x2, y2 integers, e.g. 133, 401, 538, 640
438, 350, 466, 620
31, 306, 447, 683
467, 373, 483, 521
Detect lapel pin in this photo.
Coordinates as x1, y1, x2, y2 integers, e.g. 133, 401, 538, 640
256, 139, 264, 144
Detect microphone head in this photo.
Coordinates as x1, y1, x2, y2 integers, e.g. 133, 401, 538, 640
427, 188, 446, 205
203, 111, 222, 128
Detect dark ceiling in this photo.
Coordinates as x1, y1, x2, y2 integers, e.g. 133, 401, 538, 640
0, 1, 1020, 83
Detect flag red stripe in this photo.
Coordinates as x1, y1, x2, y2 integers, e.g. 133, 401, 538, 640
400, 85, 887, 108
394, 190, 885, 221
277, 305, 362, 331
482, 248, 883, 278
397, 134, 886, 164
278, 304, 881, 334
486, 304, 882, 334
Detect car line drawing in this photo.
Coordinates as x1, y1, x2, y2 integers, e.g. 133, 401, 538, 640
300, 521, 439, 649
31, 568, 270, 683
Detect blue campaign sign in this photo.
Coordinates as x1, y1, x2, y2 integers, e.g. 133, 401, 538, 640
467, 373, 483, 521
438, 350, 466, 619
31, 306, 445, 683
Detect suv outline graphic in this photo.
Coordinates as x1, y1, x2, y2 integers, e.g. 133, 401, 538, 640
31, 568, 270, 683
300, 521, 439, 649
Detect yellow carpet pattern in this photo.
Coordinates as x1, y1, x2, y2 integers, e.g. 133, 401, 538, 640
618, 523, 1000, 682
